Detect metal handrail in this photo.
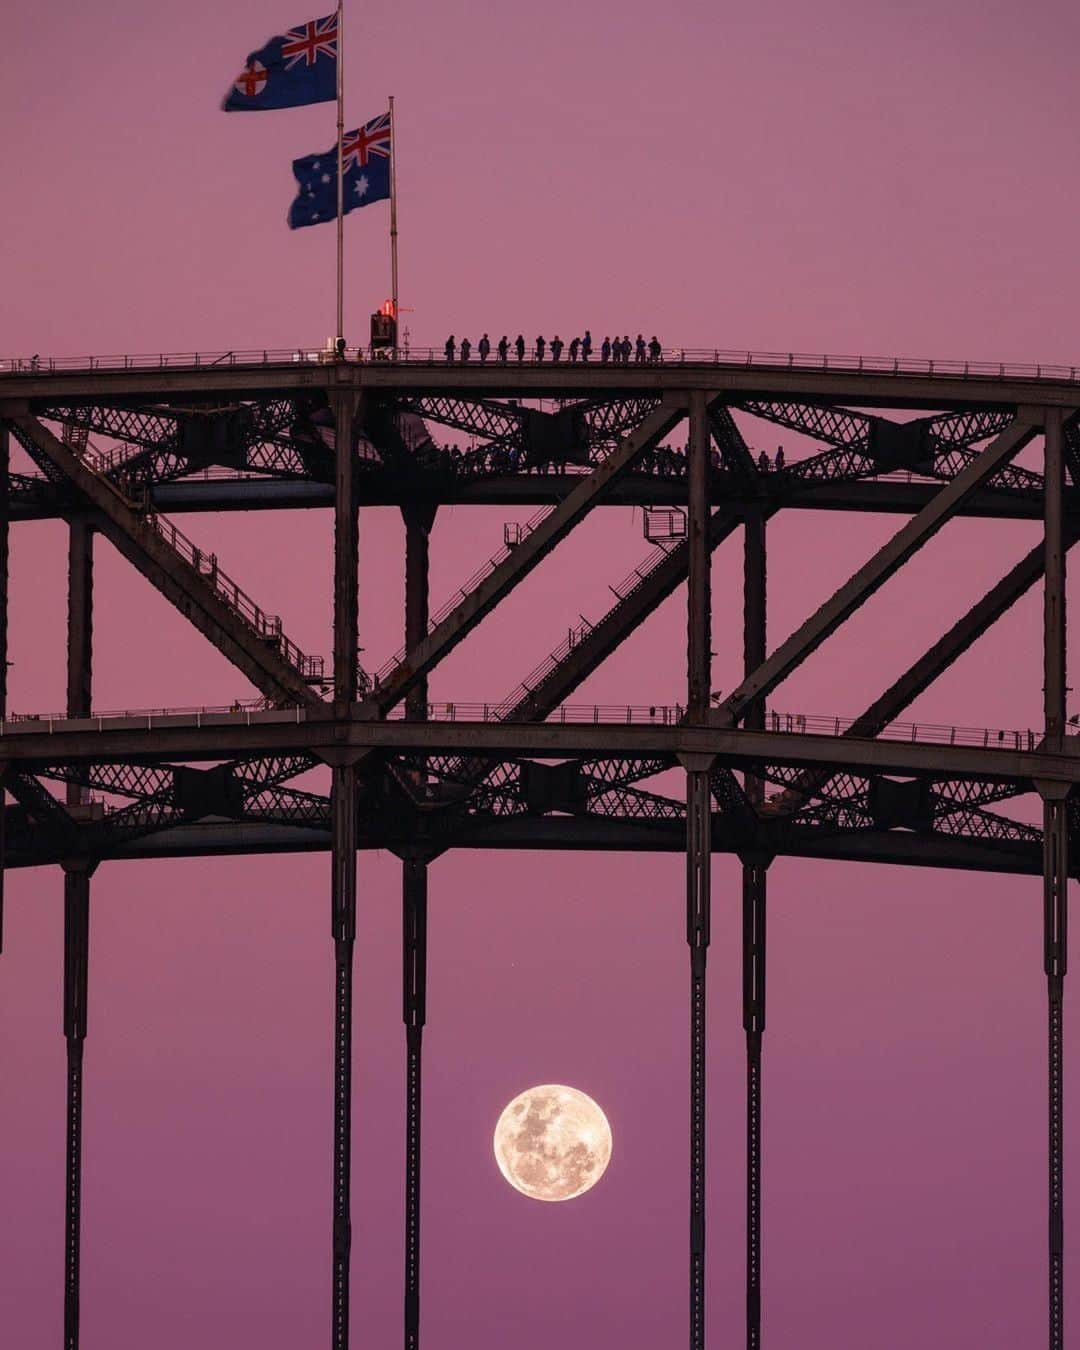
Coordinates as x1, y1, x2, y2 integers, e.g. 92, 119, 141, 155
60, 432, 326, 684
374, 504, 554, 682
3, 345, 1079, 384
0, 701, 1055, 752
488, 538, 680, 721
142, 513, 324, 681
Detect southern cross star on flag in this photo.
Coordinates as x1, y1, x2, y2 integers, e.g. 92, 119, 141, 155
222, 14, 338, 111
287, 112, 392, 229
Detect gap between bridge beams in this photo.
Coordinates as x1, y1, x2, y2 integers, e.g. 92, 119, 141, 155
717, 411, 1050, 725
359, 395, 690, 718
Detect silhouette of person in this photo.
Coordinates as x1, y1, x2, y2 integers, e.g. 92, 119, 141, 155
498, 336, 509, 363
515, 334, 526, 362
648, 336, 661, 363
581, 330, 592, 362
535, 335, 546, 362
551, 335, 564, 362
601, 336, 612, 364
775, 446, 785, 470
445, 335, 455, 362
460, 337, 471, 362
569, 337, 580, 363
635, 334, 646, 363
622, 336, 632, 364
478, 333, 491, 363
757, 450, 769, 472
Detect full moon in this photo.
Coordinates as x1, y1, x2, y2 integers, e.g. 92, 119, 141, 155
493, 1084, 613, 1202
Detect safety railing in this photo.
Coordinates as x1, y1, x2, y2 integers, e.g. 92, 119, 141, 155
143, 513, 325, 682
487, 538, 684, 722
49, 423, 327, 684
761, 709, 1043, 752
373, 504, 554, 683
0, 701, 1058, 752
4, 346, 1080, 384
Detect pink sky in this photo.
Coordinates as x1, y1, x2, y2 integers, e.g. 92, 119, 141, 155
2, 1, 1079, 1346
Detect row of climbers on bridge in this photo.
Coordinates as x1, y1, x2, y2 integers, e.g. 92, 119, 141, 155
444, 333, 665, 364
404, 438, 787, 481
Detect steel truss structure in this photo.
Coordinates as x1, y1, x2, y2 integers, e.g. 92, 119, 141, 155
1, 352, 1077, 1349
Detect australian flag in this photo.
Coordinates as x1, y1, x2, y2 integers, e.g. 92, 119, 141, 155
288, 113, 392, 229
222, 14, 337, 111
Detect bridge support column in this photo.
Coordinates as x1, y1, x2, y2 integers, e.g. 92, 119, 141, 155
0, 424, 9, 954
330, 760, 358, 1350
742, 504, 768, 1350
62, 861, 91, 1350
684, 389, 712, 1350
742, 859, 767, 1349
402, 503, 435, 1350
63, 516, 93, 1350
684, 759, 713, 1350
330, 391, 360, 1350
1041, 782, 1068, 1350
1040, 406, 1068, 1350
402, 855, 427, 1350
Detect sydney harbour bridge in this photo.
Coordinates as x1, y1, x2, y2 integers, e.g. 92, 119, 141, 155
0, 344, 1075, 1349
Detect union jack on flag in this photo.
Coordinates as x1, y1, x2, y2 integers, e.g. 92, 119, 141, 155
341, 112, 392, 172
222, 13, 337, 112
281, 14, 338, 69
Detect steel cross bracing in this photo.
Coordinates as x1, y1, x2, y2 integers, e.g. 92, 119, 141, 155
7, 375, 1077, 524
0, 362, 1076, 1350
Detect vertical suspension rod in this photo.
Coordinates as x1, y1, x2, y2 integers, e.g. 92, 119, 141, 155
685, 390, 712, 1350
63, 517, 93, 1350
63, 864, 90, 1350
0, 424, 8, 955
330, 392, 359, 1350
331, 763, 358, 1350
402, 504, 434, 1350
402, 856, 427, 1350
1042, 407, 1067, 1350
686, 766, 712, 1350
742, 504, 768, 1350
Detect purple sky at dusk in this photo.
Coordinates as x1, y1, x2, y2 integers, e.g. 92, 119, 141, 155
3, 1, 1080, 1346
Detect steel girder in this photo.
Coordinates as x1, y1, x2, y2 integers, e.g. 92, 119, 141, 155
37, 399, 308, 487
0, 752, 1056, 875
431, 400, 1024, 831
8, 414, 326, 705
390, 393, 662, 479
363, 397, 688, 715
718, 416, 1040, 725
1, 379, 1075, 876
6, 392, 1073, 529
731, 402, 1036, 491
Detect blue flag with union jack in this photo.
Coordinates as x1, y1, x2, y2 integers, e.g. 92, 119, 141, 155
222, 14, 337, 111
287, 112, 391, 229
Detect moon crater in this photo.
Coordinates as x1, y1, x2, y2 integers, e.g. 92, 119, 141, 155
493, 1085, 612, 1202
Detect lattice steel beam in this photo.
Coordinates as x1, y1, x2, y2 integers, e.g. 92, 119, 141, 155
363, 397, 688, 714
8, 415, 322, 706
719, 415, 1040, 724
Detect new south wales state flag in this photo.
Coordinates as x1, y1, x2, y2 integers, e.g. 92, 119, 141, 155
222, 14, 338, 112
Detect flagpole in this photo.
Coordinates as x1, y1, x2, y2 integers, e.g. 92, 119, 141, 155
388, 94, 399, 356
335, 0, 345, 344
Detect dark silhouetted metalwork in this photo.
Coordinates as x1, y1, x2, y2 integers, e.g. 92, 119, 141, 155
0, 350, 1074, 1349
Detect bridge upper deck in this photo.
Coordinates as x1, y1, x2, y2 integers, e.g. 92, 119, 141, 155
3, 343, 1080, 409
